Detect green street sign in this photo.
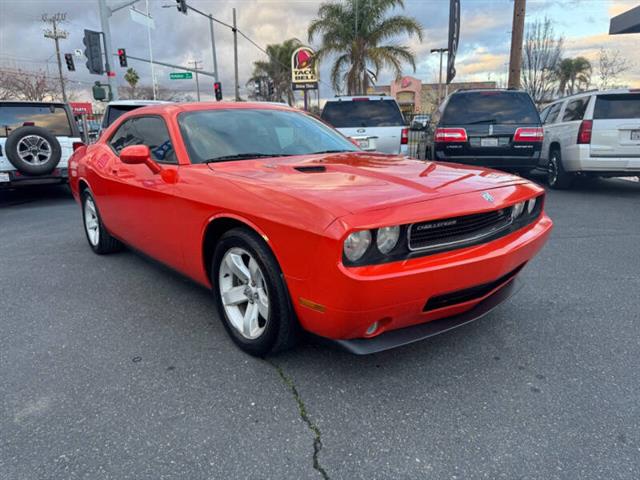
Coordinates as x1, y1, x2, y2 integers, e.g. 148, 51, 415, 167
170, 72, 193, 80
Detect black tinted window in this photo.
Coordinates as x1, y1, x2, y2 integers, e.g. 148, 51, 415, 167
594, 94, 640, 119
110, 116, 176, 163
105, 105, 143, 128
440, 92, 540, 125
545, 103, 562, 124
321, 100, 405, 127
0, 104, 72, 137
562, 98, 588, 122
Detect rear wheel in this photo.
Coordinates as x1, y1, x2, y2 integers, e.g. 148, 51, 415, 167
547, 148, 574, 189
81, 190, 123, 254
212, 228, 297, 356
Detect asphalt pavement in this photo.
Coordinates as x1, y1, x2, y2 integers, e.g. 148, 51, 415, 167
1, 178, 639, 480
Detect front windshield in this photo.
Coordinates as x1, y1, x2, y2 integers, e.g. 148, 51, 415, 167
178, 108, 358, 164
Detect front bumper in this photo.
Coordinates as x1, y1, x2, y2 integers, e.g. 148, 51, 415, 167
332, 277, 522, 354
287, 213, 552, 342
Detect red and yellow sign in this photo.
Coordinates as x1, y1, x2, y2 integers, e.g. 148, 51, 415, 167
291, 47, 318, 91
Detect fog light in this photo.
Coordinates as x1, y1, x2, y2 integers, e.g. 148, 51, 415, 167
526, 198, 536, 215
511, 201, 525, 219
365, 321, 379, 335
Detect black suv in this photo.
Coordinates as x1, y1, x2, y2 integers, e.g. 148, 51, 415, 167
429, 89, 543, 173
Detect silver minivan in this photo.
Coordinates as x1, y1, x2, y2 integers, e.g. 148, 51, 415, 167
320, 96, 408, 155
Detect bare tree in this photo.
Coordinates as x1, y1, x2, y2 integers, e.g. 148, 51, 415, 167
597, 48, 630, 90
118, 83, 194, 102
0, 69, 63, 101
521, 18, 563, 105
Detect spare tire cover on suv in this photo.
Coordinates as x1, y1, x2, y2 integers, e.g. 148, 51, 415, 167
5, 126, 62, 176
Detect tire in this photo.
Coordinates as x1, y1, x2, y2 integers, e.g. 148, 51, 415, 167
5, 126, 62, 176
81, 190, 123, 254
547, 148, 574, 189
212, 227, 298, 356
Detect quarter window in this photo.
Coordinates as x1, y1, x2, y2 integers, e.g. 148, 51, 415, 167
562, 98, 588, 122
544, 103, 562, 124
109, 116, 176, 164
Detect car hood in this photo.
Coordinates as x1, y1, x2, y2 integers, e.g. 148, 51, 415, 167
208, 152, 528, 215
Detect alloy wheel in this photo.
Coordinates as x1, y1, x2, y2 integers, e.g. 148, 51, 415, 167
84, 197, 100, 246
548, 155, 558, 186
218, 247, 270, 340
17, 135, 52, 165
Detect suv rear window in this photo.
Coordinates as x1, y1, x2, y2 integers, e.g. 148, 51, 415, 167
321, 99, 405, 128
105, 105, 144, 128
593, 94, 640, 120
440, 91, 540, 125
0, 104, 72, 137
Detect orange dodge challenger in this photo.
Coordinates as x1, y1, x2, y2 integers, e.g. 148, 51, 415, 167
68, 102, 552, 356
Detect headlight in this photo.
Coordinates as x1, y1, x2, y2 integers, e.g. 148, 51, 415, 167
526, 198, 536, 215
512, 201, 525, 219
343, 230, 372, 262
376, 226, 400, 254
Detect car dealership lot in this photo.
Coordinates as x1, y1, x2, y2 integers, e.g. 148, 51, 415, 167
1, 181, 639, 480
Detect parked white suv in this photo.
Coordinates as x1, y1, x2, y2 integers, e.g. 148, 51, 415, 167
320, 95, 408, 154
540, 89, 640, 188
100, 99, 171, 133
0, 101, 82, 189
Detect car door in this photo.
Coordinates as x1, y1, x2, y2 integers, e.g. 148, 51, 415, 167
541, 102, 563, 165
558, 97, 590, 167
104, 115, 183, 270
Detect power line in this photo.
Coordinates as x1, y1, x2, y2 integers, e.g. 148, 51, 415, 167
42, 12, 69, 102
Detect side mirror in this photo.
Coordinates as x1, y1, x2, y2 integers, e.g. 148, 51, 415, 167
120, 145, 161, 174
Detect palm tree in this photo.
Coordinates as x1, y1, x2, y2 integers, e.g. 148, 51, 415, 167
556, 57, 592, 96
248, 38, 302, 105
308, 0, 423, 95
124, 67, 140, 99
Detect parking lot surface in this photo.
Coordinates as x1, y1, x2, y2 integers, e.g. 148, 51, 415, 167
1, 179, 639, 480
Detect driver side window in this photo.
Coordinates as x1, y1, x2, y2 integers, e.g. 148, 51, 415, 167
109, 116, 177, 164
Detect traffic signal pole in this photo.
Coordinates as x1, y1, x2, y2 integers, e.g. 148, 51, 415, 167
508, 0, 526, 89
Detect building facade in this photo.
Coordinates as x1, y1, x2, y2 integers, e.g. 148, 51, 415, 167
368, 76, 497, 117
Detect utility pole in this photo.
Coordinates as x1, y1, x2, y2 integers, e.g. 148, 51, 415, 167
209, 16, 218, 82
98, 0, 139, 101
508, 0, 526, 89
232, 8, 240, 101
190, 60, 202, 101
430, 48, 448, 106
43, 13, 68, 103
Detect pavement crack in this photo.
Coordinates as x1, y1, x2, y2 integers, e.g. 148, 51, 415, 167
268, 360, 329, 480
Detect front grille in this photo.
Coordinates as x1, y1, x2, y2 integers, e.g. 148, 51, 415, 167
408, 208, 512, 251
423, 264, 524, 312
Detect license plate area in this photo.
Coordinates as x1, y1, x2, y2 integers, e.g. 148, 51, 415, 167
480, 137, 499, 147
357, 139, 370, 149
0, 172, 10, 182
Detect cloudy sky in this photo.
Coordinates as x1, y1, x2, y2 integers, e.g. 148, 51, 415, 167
0, 0, 638, 102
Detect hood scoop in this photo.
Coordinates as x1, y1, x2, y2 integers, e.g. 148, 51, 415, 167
293, 165, 327, 173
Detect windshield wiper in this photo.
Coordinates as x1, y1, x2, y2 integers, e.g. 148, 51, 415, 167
205, 153, 291, 162
310, 149, 353, 154
467, 118, 497, 124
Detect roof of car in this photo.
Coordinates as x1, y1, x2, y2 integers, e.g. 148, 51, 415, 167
327, 95, 395, 102
0, 100, 66, 106
107, 100, 172, 106
112, 101, 299, 117
451, 88, 526, 94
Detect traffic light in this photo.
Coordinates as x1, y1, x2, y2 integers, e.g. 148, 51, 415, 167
214, 82, 222, 101
267, 80, 274, 97
83, 29, 104, 75
253, 80, 262, 96
176, 0, 187, 14
117, 48, 127, 67
92, 81, 108, 101
64, 53, 75, 72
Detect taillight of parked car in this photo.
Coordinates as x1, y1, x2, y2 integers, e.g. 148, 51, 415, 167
577, 120, 593, 144
72, 142, 85, 152
513, 127, 544, 143
401, 128, 408, 145
435, 127, 467, 142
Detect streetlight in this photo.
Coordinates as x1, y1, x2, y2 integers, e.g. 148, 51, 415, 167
431, 48, 448, 106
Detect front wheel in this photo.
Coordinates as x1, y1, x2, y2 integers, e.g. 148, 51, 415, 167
81, 191, 123, 254
212, 228, 298, 356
